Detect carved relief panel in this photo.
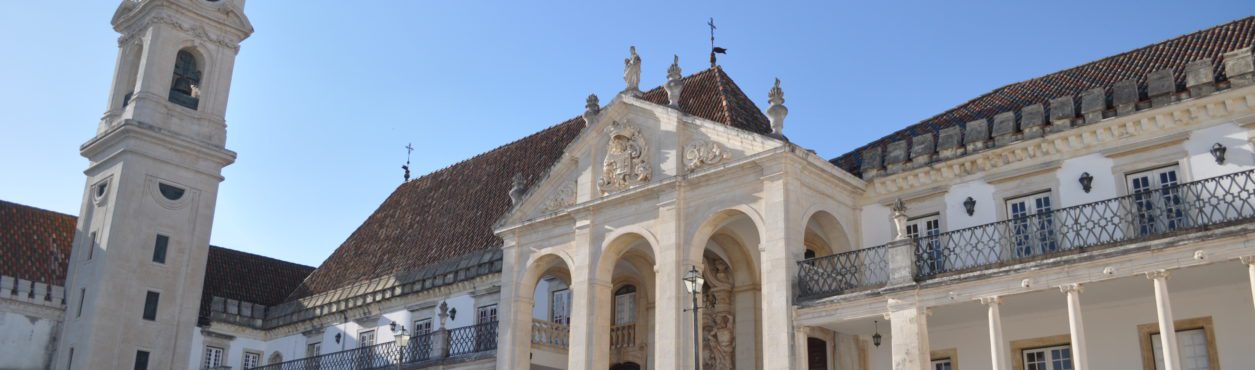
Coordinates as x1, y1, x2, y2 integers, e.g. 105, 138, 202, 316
684, 140, 730, 172
598, 121, 652, 194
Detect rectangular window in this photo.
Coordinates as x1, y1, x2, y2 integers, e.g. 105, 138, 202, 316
87, 231, 97, 260
551, 289, 571, 325
1007, 192, 1057, 258
1127, 166, 1186, 236
142, 291, 159, 321
133, 350, 150, 370
1023, 344, 1072, 370
243, 351, 261, 369
413, 318, 433, 335
76, 288, 85, 318
306, 342, 321, 357
203, 346, 223, 368
931, 358, 953, 370
1151, 329, 1212, 370
477, 304, 498, 324
359, 330, 376, 346
152, 235, 168, 264
907, 214, 944, 274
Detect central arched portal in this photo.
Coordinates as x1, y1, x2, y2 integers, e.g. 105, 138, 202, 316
692, 209, 764, 370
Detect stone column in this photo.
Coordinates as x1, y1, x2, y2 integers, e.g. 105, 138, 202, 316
980, 296, 1007, 370
567, 276, 612, 370
1243, 256, 1255, 313
794, 326, 813, 370
1059, 284, 1088, 370
888, 299, 930, 370
1148, 270, 1181, 370
759, 160, 801, 370
495, 241, 531, 370
654, 192, 688, 370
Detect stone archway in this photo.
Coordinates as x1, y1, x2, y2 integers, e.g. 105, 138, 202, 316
691, 209, 764, 370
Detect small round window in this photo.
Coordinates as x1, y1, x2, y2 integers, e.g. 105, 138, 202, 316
158, 183, 185, 201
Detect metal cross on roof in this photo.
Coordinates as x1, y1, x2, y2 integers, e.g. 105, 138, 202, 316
709, 17, 727, 68
402, 143, 414, 182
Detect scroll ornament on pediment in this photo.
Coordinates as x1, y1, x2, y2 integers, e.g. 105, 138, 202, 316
598, 121, 651, 194
684, 140, 730, 171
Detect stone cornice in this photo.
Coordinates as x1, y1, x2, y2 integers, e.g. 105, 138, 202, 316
862, 85, 1255, 202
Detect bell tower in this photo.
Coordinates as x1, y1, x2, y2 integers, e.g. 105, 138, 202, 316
54, 1, 252, 369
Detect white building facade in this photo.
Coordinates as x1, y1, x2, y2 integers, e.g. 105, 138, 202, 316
2, 2, 1255, 370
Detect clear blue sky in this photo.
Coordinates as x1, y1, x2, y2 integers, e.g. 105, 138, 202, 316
1, 1, 1250, 267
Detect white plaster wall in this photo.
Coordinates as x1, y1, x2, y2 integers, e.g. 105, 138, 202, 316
0, 309, 60, 370
944, 180, 997, 231
1057, 154, 1117, 208
1185, 122, 1255, 180
187, 327, 204, 370
860, 203, 891, 248
867, 276, 1254, 370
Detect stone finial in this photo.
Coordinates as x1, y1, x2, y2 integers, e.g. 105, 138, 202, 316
438, 301, 449, 328
1223, 47, 1254, 88
1079, 87, 1105, 124
583, 94, 600, 126
891, 198, 908, 240
1112, 79, 1138, 116
1184, 58, 1216, 97
665, 55, 684, 107
623, 46, 642, 95
509, 173, 526, 206
1146, 68, 1175, 107
767, 78, 788, 137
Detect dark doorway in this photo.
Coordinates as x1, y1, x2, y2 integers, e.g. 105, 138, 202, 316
807, 337, 828, 370
610, 362, 641, 370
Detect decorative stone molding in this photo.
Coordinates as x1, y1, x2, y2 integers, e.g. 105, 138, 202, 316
598, 121, 651, 194
767, 78, 788, 138
978, 296, 1002, 305
1145, 269, 1171, 280
684, 141, 730, 171
1058, 283, 1083, 294
543, 182, 576, 211
146, 14, 243, 52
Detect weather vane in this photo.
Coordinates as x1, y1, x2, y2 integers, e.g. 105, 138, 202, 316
402, 143, 414, 182
709, 17, 727, 68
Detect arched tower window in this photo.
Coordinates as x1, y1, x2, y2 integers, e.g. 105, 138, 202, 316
168, 50, 202, 110
613, 285, 637, 325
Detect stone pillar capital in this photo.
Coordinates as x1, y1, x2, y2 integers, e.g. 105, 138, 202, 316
1240, 255, 1255, 265
978, 296, 1003, 305
1059, 283, 1083, 294
1146, 270, 1172, 280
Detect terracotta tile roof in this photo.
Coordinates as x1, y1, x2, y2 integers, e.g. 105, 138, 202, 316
0, 199, 312, 324
831, 16, 1255, 176
288, 66, 772, 298
199, 246, 314, 325
0, 200, 75, 286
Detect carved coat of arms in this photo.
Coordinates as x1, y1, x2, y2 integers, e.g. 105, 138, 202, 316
598, 121, 651, 194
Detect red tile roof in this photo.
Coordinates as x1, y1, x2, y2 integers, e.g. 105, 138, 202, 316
0, 199, 312, 323
288, 66, 772, 298
0, 200, 75, 286
831, 16, 1255, 176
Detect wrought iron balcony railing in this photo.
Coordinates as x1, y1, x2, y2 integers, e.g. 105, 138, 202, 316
797, 169, 1255, 300
248, 321, 496, 370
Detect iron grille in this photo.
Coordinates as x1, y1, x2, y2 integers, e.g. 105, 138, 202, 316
915, 169, 1255, 279
796, 243, 890, 298
448, 321, 499, 356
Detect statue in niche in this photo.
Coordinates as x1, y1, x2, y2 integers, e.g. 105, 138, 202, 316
598, 121, 651, 194
702, 313, 735, 369
702, 255, 736, 369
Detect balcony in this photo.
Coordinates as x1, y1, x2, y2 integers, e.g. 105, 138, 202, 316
609, 323, 636, 349
531, 319, 570, 351
798, 169, 1255, 300
249, 322, 497, 370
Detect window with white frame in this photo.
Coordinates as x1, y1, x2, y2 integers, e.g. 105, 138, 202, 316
202, 346, 224, 368
242, 352, 261, 369
551, 288, 571, 325
477, 304, 498, 324
1152, 329, 1212, 370
306, 342, 321, 357
1006, 192, 1057, 257
359, 330, 376, 347
931, 358, 953, 370
1127, 166, 1186, 236
1022, 344, 1072, 370
907, 214, 943, 274
413, 318, 433, 335
613, 285, 637, 325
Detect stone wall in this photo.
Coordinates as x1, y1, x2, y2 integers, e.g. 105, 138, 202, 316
0, 275, 66, 370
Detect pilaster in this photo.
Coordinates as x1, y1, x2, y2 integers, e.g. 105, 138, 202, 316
759, 158, 800, 370
888, 299, 930, 370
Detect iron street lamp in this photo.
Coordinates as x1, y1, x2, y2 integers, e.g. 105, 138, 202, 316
392, 323, 410, 367
683, 265, 705, 370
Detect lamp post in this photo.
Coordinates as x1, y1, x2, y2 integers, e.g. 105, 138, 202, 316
683, 265, 705, 370
392, 324, 410, 368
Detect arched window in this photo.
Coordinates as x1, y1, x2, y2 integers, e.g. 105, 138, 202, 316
613, 285, 637, 325
168, 50, 202, 110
